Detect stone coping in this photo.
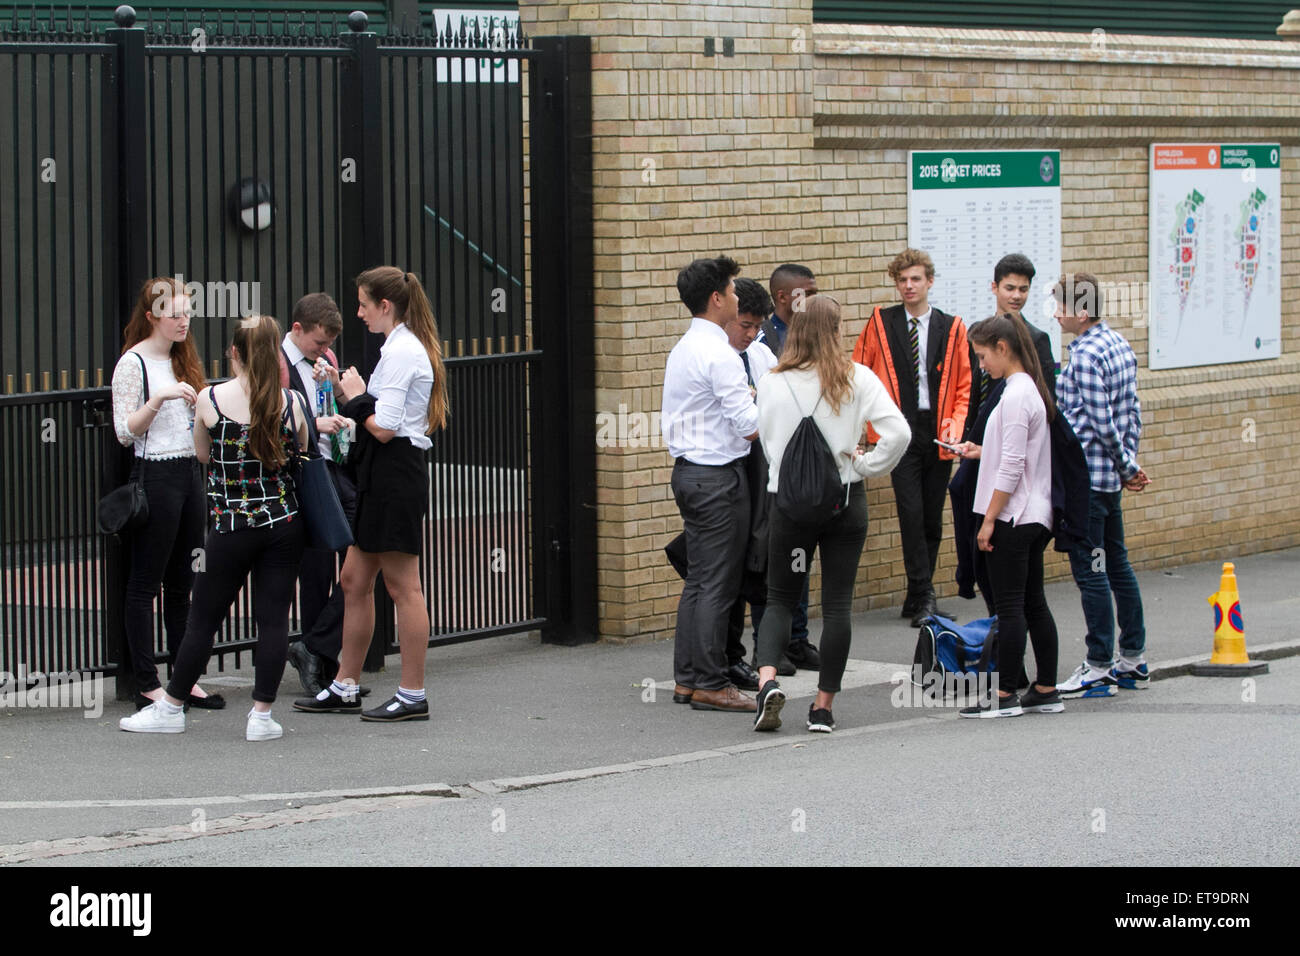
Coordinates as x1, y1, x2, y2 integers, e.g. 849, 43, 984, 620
814, 23, 1300, 70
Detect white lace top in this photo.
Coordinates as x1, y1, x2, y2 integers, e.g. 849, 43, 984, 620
111, 350, 197, 460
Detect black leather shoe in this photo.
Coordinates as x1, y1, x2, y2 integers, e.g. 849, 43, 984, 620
361, 695, 429, 722
910, 594, 938, 628
786, 640, 821, 670
287, 641, 324, 697
186, 692, 225, 710
726, 659, 760, 691
292, 686, 362, 713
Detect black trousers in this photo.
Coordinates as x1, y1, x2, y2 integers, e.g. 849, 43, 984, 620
890, 410, 952, 596
297, 462, 357, 672
124, 456, 205, 693
166, 519, 306, 704
671, 459, 748, 691
985, 520, 1058, 693
757, 483, 868, 694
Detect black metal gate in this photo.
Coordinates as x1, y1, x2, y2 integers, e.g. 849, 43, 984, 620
0, 7, 594, 690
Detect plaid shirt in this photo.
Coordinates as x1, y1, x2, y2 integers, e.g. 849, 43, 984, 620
1057, 321, 1141, 492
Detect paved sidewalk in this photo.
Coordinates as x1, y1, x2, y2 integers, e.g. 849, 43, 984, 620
0, 547, 1295, 850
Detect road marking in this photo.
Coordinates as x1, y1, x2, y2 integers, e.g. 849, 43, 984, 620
0, 715, 946, 861
0, 795, 437, 865
0, 782, 455, 810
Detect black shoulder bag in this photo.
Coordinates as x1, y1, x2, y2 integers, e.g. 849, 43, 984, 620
285, 389, 354, 552
97, 353, 152, 535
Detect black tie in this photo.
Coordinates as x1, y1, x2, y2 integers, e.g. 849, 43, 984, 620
741, 351, 754, 388
980, 370, 991, 406
909, 317, 921, 391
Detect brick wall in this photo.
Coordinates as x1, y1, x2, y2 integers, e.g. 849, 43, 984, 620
519, 0, 1300, 640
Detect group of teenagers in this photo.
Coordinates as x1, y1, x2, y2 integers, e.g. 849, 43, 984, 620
115, 266, 450, 741
662, 250, 1151, 733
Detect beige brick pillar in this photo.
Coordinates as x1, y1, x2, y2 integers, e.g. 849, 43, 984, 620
518, 0, 816, 639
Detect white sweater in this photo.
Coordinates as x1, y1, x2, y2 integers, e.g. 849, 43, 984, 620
756, 364, 911, 492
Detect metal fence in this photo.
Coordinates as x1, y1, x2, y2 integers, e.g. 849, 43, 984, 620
0, 7, 594, 690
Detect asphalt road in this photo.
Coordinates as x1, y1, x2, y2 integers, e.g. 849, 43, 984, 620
7, 655, 1295, 867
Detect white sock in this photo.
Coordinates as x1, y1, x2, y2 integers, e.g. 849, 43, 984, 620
327, 680, 356, 700
156, 699, 183, 715
396, 686, 425, 705
1119, 654, 1146, 669
1086, 663, 1112, 679
248, 709, 272, 720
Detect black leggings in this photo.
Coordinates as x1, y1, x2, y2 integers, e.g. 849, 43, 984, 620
166, 519, 305, 704
124, 456, 205, 693
756, 482, 868, 694
985, 520, 1058, 692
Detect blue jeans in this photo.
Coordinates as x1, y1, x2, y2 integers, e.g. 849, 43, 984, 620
1067, 489, 1146, 668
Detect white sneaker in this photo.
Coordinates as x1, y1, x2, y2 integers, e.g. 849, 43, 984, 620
246, 709, 283, 741
119, 702, 185, 734
1057, 662, 1118, 699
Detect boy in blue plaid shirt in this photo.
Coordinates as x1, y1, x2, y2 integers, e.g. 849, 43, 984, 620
1052, 273, 1152, 698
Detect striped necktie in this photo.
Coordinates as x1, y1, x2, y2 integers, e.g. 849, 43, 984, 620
979, 369, 991, 406
908, 316, 921, 390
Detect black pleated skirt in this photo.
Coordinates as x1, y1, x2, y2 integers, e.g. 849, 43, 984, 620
352, 437, 428, 555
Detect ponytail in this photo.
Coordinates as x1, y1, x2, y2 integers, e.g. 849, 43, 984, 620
232, 315, 290, 469
357, 266, 450, 433
971, 313, 1055, 421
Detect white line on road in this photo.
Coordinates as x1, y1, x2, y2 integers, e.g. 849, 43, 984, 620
0, 715, 944, 862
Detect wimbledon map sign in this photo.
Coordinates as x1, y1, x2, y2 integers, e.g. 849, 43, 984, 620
1148, 144, 1281, 370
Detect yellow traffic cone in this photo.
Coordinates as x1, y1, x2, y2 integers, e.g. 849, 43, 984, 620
1191, 562, 1268, 677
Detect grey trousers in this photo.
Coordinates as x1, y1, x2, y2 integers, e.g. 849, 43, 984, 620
671, 458, 749, 690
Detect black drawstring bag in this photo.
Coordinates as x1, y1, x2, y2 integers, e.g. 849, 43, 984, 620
774, 376, 848, 525
97, 353, 151, 535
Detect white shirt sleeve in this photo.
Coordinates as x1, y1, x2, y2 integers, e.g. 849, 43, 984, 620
112, 353, 147, 446
711, 349, 759, 439
852, 366, 911, 479
371, 356, 414, 433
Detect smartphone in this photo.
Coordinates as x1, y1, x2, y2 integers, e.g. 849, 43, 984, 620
933, 438, 963, 454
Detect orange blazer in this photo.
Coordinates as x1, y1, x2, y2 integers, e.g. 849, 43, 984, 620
851, 304, 971, 460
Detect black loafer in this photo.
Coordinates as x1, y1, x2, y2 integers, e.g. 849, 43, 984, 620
786, 641, 821, 670
292, 686, 362, 713
360, 695, 429, 722
726, 659, 761, 691
287, 641, 324, 697
187, 692, 225, 710
910, 594, 938, 628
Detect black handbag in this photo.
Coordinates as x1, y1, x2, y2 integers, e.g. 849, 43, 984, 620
286, 389, 354, 552
97, 353, 152, 535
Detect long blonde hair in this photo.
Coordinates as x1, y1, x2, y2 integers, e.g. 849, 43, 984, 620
771, 294, 854, 414
357, 266, 449, 433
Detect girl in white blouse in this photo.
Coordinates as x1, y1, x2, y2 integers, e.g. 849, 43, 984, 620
294, 266, 449, 723
751, 294, 910, 733
110, 276, 221, 710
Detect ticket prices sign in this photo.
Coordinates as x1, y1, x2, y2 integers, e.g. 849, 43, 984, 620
908, 150, 1063, 362
1147, 144, 1281, 369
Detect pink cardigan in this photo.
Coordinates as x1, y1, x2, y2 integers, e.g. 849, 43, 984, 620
973, 372, 1053, 529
